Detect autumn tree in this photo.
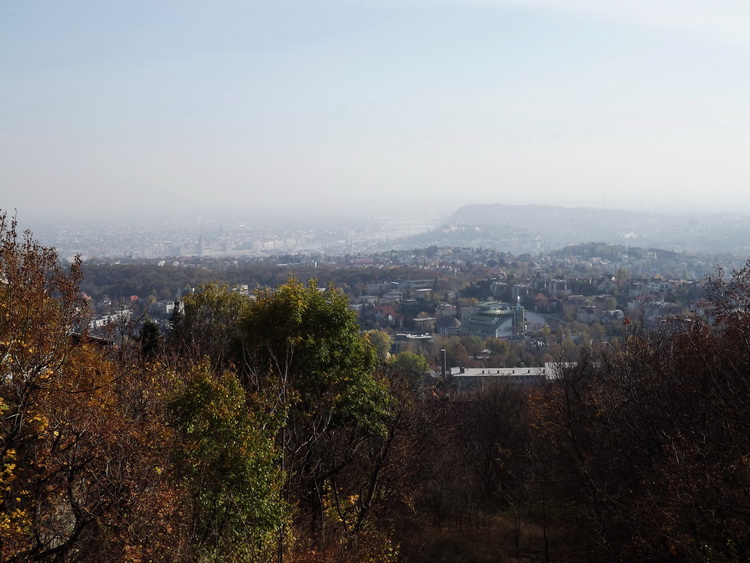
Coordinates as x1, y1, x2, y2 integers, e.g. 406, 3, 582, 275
529, 261, 750, 561
0, 212, 87, 558
0, 213, 181, 561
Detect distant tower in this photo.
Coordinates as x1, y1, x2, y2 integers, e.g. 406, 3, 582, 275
512, 296, 525, 338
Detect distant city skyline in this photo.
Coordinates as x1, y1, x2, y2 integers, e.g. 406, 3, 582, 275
3, 1, 750, 226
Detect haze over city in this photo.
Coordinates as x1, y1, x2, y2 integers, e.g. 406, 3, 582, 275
8, 5, 750, 560
3, 1, 750, 228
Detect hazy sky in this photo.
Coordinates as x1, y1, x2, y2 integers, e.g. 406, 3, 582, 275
3, 0, 750, 224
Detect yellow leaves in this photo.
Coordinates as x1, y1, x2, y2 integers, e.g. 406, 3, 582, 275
27, 412, 48, 433
2, 449, 18, 481
0, 506, 30, 536
0, 452, 29, 543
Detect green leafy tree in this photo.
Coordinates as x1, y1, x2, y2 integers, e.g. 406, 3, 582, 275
539, 323, 552, 344
241, 278, 390, 435
139, 317, 162, 360
461, 335, 485, 359
172, 283, 249, 368
486, 336, 511, 357
240, 278, 393, 548
387, 350, 429, 376
169, 364, 287, 561
364, 329, 393, 362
